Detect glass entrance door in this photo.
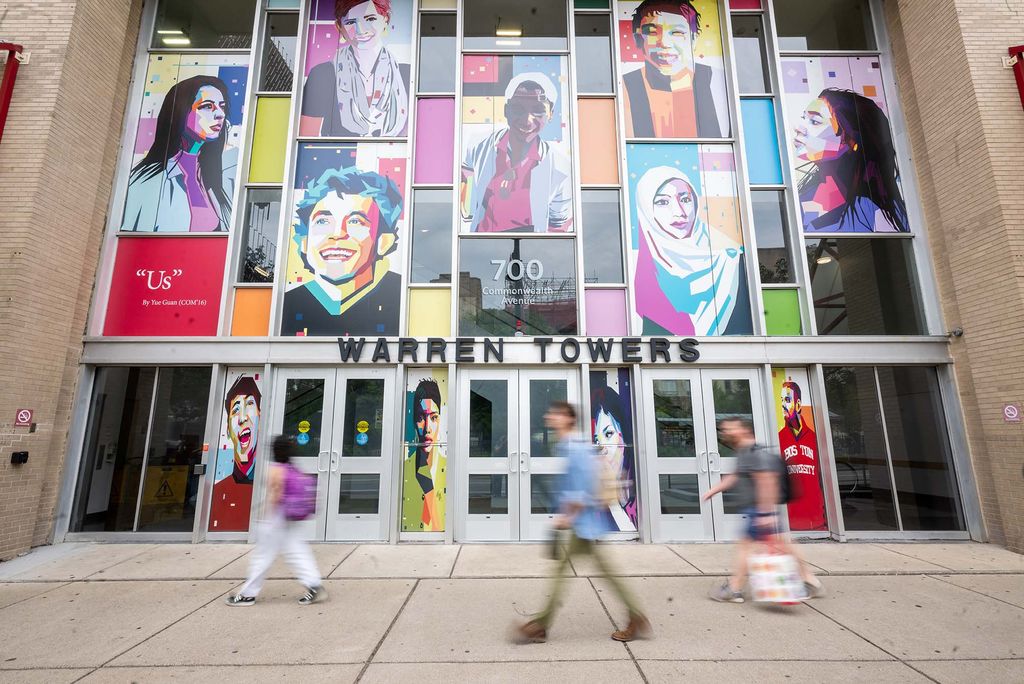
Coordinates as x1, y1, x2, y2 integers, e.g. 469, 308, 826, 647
273, 368, 395, 541
642, 368, 768, 542
458, 368, 578, 541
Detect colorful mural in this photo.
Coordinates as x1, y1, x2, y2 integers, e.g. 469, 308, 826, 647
626, 143, 751, 336
209, 369, 263, 532
300, 0, 413, 137
780, 56, 909, 233
772, 367, 827, 531
281, 142, 407, 336
401, 370, 448, 532
460, 54, 573, 233
590, 369, 638, 533
617, 0, 730, 138
122, 55, 249, 232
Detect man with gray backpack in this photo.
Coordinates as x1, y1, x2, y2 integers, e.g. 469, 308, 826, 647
225, 435, 325, 606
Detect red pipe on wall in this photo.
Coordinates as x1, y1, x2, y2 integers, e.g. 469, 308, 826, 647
1010, 45, 1024, 111
0, 42, 24, 145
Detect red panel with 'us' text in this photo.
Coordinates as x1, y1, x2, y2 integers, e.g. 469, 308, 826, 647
103, 236, 228, 336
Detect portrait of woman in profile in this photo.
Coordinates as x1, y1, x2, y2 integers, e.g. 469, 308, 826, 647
793, 87, 909, 233
591, 384, 638, 533
633, 166, 750, 336
300, 0, 410, 137
122, 74, 237, 232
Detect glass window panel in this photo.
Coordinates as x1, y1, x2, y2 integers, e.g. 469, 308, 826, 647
238, 188, 280, 283
652, 379, 696, 458
574, 14, 613, 93
752, 190, 793, 284
763, 289, 802, 335
153, 0, 258, 48
458, 238, 578, 336
710, 379, 753, 458
824, 366, 898, 530
342, 379, 385, 458
659, 474, 700, 514
807, 238, 925, 335
578, 99, 619, 184
722, 486, 745, 515
876, 366, 964, 531
338, 474, 380, 514
774, 0, 876, 51
531, 474, 561, 514
530, 379, 568, 458
267, 0, 300, 8
411, 189, 454, 283
469, 475, 509, 514
248, 97, 291, 183
408, 288, 452, 337
575, 0, 609, 8
582, 190, 624, 284
413, 99, 456, 184
259, 13, 299, 91
463, 0, 568, 50
418, 14, 457, 93
136, 367, 212, 532
740, 98, 783, 185
70, 367, 157, 532
469, 380, 509, 458
585, 289, 628, 336
421, 0, 456, 8
283, 378, 326, 458
731, 15, 769, 94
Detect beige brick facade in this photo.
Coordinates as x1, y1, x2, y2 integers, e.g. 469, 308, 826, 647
885, 0, 1024, 552
0, 0, 142, 560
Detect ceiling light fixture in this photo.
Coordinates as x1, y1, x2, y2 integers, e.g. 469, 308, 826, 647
816, 256, 833, 265
495, 27, 522, 37
157, 29, 184, 35
162, 37, 191, 46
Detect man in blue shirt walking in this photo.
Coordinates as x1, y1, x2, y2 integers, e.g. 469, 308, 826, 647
515, 401, 651, 644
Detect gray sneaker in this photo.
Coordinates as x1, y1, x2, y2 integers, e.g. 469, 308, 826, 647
803, 580, 825, 599
710, 581, 744, 603
298, 585, 326, 605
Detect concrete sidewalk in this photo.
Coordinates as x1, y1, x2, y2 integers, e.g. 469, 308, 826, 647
0, 541, 1022, 683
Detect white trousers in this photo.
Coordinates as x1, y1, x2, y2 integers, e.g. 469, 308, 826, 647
238, 510, 320, 597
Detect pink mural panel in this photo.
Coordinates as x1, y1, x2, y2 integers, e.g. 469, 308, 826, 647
586, 289, 629, 336
414, 98, 455, 184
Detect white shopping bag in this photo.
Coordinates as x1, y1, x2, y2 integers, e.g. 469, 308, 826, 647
748, 549, 805, 604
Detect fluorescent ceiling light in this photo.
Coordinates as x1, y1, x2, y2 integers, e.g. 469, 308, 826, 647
816, 256, 833, 265
162, 37, 192, 46
157, 29, 184, 35
495, 28, 522, 37
495, 39, 522, 46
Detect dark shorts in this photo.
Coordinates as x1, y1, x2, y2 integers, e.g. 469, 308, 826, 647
744, 509, 777, 542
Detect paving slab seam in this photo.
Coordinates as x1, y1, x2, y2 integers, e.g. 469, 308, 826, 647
70, 585, 234, 683
585, 577, 649, 684
202, 547, 256, 579
447, 545, 463, 578
922, 574, 1024, 611
802, 599, 941, 683
662, 546, 705, 574
868, 543, 956, 572
354, 578, 420, 683
0, 581, 72, 611
325, 545, 360, 577
78, 545, 164, 581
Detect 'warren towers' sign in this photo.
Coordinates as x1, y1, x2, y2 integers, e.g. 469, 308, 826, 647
337, 337, 701, 364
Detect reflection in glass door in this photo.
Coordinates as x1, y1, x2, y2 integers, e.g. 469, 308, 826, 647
273, 369, 394, 541
459, 369, 578, 541
642, 368, 768, 542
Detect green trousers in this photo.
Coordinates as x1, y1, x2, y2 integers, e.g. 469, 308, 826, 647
537, 533, 641, 627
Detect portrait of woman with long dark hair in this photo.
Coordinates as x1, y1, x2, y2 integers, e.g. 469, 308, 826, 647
122, 74, 238, 232
591, 382, 638, 532
793, 88, 909, 233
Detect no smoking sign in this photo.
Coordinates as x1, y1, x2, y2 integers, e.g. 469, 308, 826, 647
15, 409, 33, 427
1003, 403, 1022, 424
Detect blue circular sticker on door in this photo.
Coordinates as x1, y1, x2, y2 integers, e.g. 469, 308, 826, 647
355, 432, 369, 446
296, 432, 310, 446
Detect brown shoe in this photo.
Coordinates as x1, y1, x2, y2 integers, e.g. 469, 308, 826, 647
513, 619, 547, 644
611, 613, 652, 642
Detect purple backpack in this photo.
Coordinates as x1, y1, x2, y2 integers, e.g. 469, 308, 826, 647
281, 463, 316, 521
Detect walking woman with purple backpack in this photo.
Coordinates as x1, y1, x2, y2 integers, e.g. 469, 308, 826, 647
226, 435, 325, 606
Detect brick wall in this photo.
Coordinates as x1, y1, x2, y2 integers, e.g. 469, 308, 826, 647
0, 0, 142, 560
885, 0, 1024, 552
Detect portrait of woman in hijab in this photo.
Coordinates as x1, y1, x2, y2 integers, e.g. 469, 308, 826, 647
632, 165, 751, 336
301, 0, 411, 138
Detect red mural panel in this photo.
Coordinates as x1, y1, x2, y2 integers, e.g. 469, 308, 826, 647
103, 237, 228, 336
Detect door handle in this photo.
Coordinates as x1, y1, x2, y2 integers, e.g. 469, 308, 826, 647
330, 450, 340, 472
520, 453, 529, 473
709, 451, 721, 473
699, 451, 708, 473
317, 450, 329, 473
509, 451, 519, 473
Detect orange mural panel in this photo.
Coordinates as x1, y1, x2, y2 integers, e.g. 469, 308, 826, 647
231, 288, 272, 336
579, 98, 619, 185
